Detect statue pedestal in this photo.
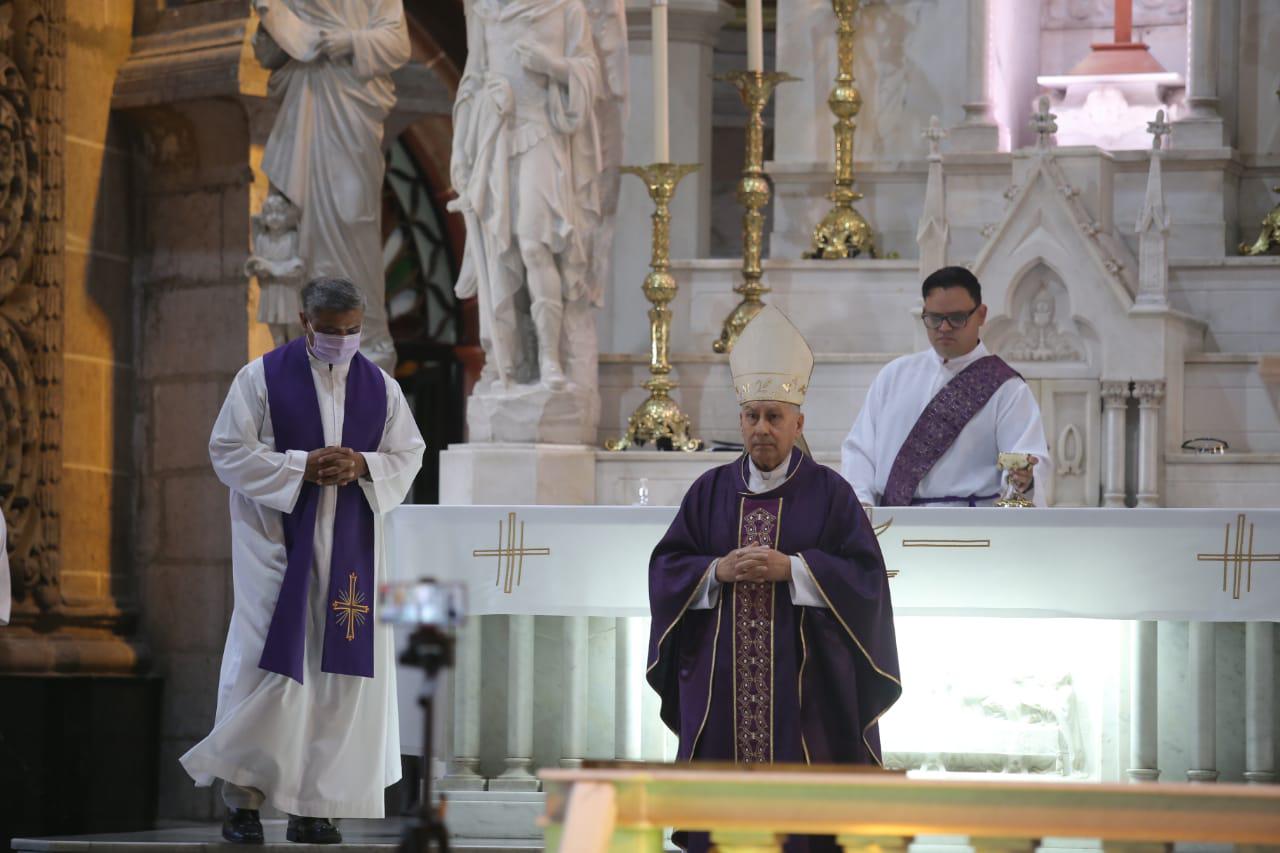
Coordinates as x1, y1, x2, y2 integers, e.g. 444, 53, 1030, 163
466, 384, 600, 446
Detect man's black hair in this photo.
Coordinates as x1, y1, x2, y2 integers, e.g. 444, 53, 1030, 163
921, 265, 982, 305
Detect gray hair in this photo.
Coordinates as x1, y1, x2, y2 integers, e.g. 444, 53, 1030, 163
301, 277, 366, 316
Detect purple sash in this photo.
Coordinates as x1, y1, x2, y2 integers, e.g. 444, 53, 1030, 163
259, 338, 387, 683
881, 354, 1020, 507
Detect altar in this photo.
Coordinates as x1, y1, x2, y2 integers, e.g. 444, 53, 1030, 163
388, 504, 1280, 621
387, 503, 1279, 839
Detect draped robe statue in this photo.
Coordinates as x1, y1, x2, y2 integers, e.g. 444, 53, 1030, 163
449, 0, 625, 403
252, 0, 411, 370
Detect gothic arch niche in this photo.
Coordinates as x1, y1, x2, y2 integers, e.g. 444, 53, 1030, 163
988, 263, 1093, 369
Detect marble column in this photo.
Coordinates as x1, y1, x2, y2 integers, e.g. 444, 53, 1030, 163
949, 0, 998, 152
1186, 622, 1219, 782
609, 0, 730, 354
1101, 381, 1130, 508
1173, 0, 1227, 149
560, 615, 589, 768
440, 616, 486, 790
1134, 382, 1165, 509
1244, 621, 1277, 784
1127, 620, 1160, 782
615, 616, 646, 760
491, 614, 540, 791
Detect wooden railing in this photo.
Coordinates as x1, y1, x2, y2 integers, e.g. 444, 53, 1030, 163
539, 766, 1280, 853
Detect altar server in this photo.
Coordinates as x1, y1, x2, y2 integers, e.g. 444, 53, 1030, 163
842, 266, 1050, 507
648, 306, 901, 853
181, 277, 424, 843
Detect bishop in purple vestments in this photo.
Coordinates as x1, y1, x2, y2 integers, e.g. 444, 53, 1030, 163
647, 306, 901, 851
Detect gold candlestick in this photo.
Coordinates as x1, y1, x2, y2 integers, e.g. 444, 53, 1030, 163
805, 0, 875, 260
712, 70, 798, 354
606, 162, 702, 452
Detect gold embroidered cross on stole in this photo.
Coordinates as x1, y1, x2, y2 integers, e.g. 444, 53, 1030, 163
332, 572, 370, 641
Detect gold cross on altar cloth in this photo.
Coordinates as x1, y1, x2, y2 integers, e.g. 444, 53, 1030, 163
472, 511, 551, 594
1197, 513, 1280, 600
332, 572, 370, 641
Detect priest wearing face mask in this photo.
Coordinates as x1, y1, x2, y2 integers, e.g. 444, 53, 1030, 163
647, 306, 901, 853
181, 277, 425, 844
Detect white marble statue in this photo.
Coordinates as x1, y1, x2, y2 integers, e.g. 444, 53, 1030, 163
448, 0, 626, 398
1005, 283, 1083, 363
246, 190, 307, 347
251, 0, 411, 370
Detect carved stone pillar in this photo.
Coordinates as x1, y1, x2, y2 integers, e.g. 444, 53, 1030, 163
1127, 620, 1160, 782
1186, 621, 1218, 782
615, 615, 645, 761
1133, 381, 1165, 509
491, 613, 540, 791
1244, 621, 1277, 784
1174, 0, 1227, 149
950, 0, 998, 152
560, 614, 589, 768
441, 615, 485, 790
1101, 381, 1130, 508
0, 0, 147, 675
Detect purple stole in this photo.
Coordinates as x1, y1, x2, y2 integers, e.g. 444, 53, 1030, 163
732, 487, 785, 765
881, 354, 1020, 507
259, 338, 387, 683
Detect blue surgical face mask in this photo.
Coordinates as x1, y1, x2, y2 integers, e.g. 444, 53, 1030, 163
308, 324, 362, 365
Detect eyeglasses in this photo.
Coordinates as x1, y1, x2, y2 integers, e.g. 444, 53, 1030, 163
921, 306, 979, 330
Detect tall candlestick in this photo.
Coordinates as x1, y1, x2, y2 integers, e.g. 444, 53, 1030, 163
652, 1, 670, 162
746, 0, 763, 72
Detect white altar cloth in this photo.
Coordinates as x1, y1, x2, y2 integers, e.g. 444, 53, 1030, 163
386, 506, 1280, 622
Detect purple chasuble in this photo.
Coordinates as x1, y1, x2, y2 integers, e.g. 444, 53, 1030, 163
648, 449, 901, 853
881, 354, 1020, 507
647, 448, 900, 765
259, 337, 387, 683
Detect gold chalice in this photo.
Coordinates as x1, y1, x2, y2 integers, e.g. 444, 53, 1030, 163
995, 452, 1036, 508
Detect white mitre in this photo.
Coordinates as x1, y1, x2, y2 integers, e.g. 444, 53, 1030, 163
730, 305, 814, 406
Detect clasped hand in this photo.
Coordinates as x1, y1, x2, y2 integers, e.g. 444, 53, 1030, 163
513, 39, 565, 80
316, 29, 354, 62
305, 447, 367, 487
715, 546, 791, 584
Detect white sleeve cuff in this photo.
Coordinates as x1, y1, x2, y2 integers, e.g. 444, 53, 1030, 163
284, 448, 308, 472
690, 561, 721, 610
788, 555, 827, 608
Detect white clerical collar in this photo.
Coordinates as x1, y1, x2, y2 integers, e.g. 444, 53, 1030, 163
747, 454, 793, 492
932, 340, 989, 372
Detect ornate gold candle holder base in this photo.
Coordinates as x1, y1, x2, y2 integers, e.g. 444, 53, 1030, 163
712, 70, 798, 354
606, 162, 702, 452
808, 188, 875, 259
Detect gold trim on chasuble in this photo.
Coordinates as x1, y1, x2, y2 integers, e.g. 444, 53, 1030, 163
732, 496, 782, 764
801, 552, 903, 767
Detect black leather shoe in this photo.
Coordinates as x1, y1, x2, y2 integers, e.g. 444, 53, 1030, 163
222, 808, 265, 844
286, 816, 342, 844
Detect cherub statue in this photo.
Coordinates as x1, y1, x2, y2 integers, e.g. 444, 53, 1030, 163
246, 189, 307, 347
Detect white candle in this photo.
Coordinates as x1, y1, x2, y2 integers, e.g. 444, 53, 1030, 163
652, 1, 670, 162
746, 0, 763, 73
